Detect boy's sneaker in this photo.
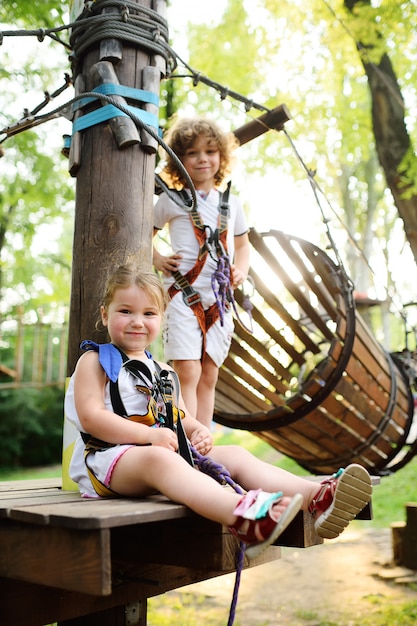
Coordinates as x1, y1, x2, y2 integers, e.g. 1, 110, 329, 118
309, 464, 372, 539
228, 489, 303, 558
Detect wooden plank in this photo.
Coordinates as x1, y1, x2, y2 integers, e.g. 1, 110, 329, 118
249, 266, 321, 356
215, 374, 271, 413
222, 354, 286, 406
271, 231, 344, 325
7, 494, 192, 529
233, 291, 294, 383
279, 510, 323, 548
0, 491, 83, 519
0, 477, 61, 491
228, 336, 290, 393
0, 520, 111, 595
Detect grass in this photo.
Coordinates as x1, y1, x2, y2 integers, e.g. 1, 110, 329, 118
0, 464, 62, 481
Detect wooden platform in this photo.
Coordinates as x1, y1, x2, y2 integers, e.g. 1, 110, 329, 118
0, 477, 325, 626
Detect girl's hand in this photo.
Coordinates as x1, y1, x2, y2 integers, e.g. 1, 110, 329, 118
190, 427, 213, 455
149, 428, 178, 451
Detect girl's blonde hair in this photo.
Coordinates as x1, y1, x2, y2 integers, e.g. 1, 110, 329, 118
160, 117, 238, 189
101, 265, 168, 318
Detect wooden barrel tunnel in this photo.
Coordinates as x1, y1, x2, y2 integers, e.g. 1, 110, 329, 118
214, 228, 417, 475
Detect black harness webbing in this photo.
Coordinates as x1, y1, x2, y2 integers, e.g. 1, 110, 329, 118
109, 349, 194, 466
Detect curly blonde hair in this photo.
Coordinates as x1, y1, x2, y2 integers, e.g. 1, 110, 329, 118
160, 117, 238, 189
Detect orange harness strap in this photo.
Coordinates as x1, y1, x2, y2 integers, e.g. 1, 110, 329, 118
168, 189, 231, 359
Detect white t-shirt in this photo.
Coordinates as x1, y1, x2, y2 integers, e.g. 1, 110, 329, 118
154, 188, 248, 294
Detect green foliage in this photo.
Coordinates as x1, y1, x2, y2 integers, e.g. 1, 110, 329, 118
0, 385, 64, 468
0, 16, 75, 323
147, 593, 417, 626
398, 146, 417, 200
148, 592, 229, 626
0, 1, 68, 26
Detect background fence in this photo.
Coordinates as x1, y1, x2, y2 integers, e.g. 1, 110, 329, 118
0, 321, 68, 389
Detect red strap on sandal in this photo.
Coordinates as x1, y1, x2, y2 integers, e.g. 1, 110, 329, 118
228, 489, 303, 559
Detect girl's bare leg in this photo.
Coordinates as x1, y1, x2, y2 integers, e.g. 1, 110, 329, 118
209, 445, 320, 509
109, 445, 294, 527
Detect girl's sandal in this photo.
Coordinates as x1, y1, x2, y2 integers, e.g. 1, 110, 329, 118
228, 489, 304, 559
309, 464, 373, 539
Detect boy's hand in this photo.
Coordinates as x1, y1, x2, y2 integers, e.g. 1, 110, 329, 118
231, 264, 247, 288
190, 427, 213, 455
153, 252, 182, 276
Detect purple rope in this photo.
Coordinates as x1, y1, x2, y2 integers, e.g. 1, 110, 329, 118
211, 256, 232, 326
228, 542, 245, 626
192, 446, 246, 626
211, 256, 254, 334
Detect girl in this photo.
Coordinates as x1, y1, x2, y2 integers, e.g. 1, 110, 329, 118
153, 117, 250, 428
65, 264, 373, 558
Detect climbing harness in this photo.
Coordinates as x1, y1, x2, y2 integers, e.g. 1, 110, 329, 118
166, 182, 233, 358
155, 176, 253, 358
80, 342, 194, 497
109, 348, 194, 466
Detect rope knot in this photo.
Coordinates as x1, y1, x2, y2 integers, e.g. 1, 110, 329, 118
121, 5, 129, 22
242, 295, 253, 313
212, 256, 233, 326
220, 86, 230, 100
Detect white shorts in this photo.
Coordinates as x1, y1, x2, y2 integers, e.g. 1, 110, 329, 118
162, 292, 234, 368
69, 435, 134, 498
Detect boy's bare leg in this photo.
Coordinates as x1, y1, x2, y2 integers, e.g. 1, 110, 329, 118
196, 355, 218, 428
173, 358, 201, 417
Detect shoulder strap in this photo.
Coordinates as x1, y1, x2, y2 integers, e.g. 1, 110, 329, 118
218, 180, 231, 234
109, 350, 155, 418
109, 347, 129, 417
154, 363, 194, 467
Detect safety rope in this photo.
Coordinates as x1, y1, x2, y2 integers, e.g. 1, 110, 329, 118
211, 255, 232, 326
192, 447, 246, 626
211, 258, 254, 334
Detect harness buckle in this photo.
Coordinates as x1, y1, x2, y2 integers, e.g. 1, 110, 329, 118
182, 289, 202, 307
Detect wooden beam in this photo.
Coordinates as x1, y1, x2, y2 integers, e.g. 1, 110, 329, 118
233, 104, 291, 146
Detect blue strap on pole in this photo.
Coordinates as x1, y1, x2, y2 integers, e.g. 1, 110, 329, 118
72, 104, 158, 133
71, 83, 160, 134
74, 83, 159, 109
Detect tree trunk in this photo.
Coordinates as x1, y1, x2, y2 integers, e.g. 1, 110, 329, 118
345, 0, 417, 265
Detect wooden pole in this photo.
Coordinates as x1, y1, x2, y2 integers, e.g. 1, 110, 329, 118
67, 0, 167, 375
